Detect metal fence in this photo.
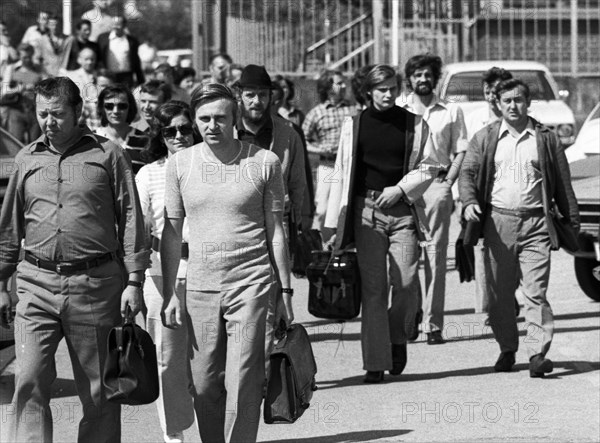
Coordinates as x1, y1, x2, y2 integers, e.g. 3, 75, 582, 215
211, 0, 599, 76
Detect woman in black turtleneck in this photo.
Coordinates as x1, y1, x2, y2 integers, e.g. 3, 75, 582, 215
325, 65, 438, 383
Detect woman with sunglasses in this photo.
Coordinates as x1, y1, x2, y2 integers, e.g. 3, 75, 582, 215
135, 101, 196, 443
96, 84, 149, 173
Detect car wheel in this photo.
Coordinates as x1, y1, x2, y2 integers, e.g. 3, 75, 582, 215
574, 257, 600, 301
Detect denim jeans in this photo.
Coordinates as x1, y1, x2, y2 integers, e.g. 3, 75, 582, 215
353, 196, 421, 371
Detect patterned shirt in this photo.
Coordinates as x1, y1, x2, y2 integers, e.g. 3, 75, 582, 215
302, 100, 356, 156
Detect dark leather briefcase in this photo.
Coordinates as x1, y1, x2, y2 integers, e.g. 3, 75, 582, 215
306, 251, 361, 320
264, 323, 318, 424
103, 309, 160, 405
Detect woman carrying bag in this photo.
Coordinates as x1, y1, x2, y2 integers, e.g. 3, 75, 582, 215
324, 65, 439, 383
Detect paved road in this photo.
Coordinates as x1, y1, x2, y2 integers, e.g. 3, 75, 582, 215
1, 219, 599, 442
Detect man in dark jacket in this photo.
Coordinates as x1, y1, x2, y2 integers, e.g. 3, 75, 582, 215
459, 78, 579, 377
97, 16, 144, 87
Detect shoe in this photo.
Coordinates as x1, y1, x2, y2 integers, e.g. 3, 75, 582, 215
494, 351, 516, 372
426, 331, 446, 345
390, 344, 407, 375
364, 371, 384, 383
529, 354, 553, 378
164, 432, 184, 443
409, 308, 423, 341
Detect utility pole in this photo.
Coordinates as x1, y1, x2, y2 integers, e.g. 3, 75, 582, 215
373, 0, 384, 64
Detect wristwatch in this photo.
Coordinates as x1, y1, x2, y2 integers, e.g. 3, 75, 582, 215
280, 288, 294, 296
127, 280, 143, 288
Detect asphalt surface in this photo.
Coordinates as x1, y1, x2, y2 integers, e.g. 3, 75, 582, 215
1, 216, 599, 443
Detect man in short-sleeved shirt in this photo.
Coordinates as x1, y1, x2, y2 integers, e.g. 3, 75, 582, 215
160, 84, 294, 443
399, 55, 468, 344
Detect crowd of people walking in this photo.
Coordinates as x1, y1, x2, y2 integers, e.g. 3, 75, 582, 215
0, 5, 580, 443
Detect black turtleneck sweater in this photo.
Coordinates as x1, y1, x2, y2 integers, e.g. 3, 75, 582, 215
355, 105, 408, 195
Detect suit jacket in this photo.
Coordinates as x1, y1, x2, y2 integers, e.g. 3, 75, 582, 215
458, 118, 580, 250
324, 107, 440, 252
96, 32, 144, 84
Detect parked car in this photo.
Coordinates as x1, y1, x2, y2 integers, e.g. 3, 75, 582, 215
566, 102, 600, 301
0, 127, 23, 343
439, 60, 577, 146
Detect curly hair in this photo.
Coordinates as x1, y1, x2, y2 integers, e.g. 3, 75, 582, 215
404, 54, 443, 89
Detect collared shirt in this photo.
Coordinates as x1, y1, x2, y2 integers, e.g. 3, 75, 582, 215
464, 104, 501, 140
302, 100, 356, 154
236, 116, 273, 150
0, 127, 150, 279
3, 61, 47, 92
399, 93, 468, 170
94, 125, 150, 174
491, 119, 543, 210
278, 106, 305, 128
106, 31, 131, 73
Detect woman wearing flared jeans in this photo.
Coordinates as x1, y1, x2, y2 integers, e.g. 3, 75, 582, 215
325, 65, 439, 383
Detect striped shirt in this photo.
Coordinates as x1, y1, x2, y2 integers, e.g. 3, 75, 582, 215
136, 156, 188, 277
95, 126, 150, 174
302, 100, 356, 155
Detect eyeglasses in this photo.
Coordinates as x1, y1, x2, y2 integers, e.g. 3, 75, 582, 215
104, 103, 129, 111
162, 124, 194, 139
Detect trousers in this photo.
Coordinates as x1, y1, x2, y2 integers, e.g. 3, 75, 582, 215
10, 259, 122, 443
483, 210, 553, 357
419, 180, 454, 333
142, 274, 195, 436
311, 159, 336, 231
187, 283, 271, 443
353, 196, 420, 371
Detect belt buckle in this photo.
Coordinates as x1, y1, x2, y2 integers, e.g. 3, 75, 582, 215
56, 263, 63, 274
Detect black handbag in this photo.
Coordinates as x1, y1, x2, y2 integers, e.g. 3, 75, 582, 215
103, 309, 160, 405
288, 210, 323, 277
264, 323, 318, 424
306, 251, 361, 320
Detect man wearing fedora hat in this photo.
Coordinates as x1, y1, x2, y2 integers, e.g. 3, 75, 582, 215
234, 64, 306, 373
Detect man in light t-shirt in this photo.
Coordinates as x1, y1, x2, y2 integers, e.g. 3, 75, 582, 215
161, 83, 294, 443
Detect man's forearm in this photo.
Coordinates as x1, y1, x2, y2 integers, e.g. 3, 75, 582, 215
446, 151, 466, 184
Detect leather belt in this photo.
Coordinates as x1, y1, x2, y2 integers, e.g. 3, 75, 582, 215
151, 236, 189, 259
319, 153, 337, 162
357, 189, 383, 200
491, 205, 544, 217
24, 252, 114, 274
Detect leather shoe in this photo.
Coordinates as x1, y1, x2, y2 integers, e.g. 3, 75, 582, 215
494, 351, 516, 372
390, 344, 407, 375
426, 331, 446, 345
409, 308, 423, 341
529, 354, 553, 378
364, 371, 384, 383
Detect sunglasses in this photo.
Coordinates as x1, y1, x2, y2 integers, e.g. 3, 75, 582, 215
162, 124, 194, 139
104, 102, 129, 111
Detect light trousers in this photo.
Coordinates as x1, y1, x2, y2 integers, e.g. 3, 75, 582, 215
142, 274, 195, 436
10, 259, 122, 443
419, 180, 454, 333
353, 196, 421, 371
187, 283, 271, 443
483, 210, 554, 358
311, 159, 336, 231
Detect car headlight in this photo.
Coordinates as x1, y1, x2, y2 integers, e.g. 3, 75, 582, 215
557, 124, 574, 137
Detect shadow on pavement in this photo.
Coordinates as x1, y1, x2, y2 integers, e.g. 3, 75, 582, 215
316, 360, 599, 389
445, 325, 600, 343
261, 429, 411, 442
0, 375, 78, 405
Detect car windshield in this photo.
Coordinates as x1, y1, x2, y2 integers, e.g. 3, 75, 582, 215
444, 70, 556, 101
589, 104, 600, 121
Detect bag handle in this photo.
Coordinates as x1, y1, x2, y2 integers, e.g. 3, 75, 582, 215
121, 306, 145, 359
